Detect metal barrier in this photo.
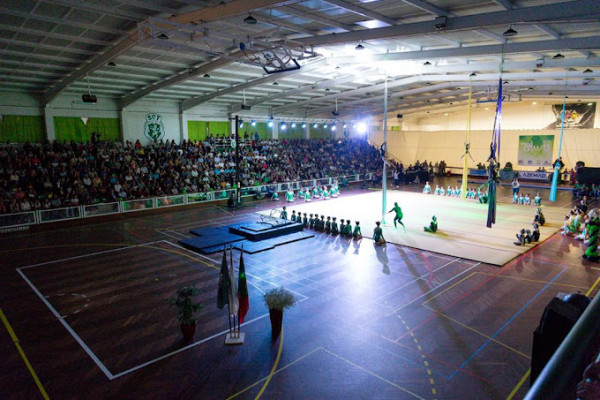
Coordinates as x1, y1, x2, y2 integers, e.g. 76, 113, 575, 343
0, 172, 380, 229
525, 293, 600, 399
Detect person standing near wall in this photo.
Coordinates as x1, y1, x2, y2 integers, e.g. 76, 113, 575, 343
512, 177, 520, 196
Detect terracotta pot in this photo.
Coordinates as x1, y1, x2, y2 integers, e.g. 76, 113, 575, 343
269, 309, 283, 338
180, 321, 196, 341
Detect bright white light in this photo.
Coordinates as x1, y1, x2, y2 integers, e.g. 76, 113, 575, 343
239, 122, 244, 127
331, 125, 337, 131
291, 122, 296, 128
356, 122, 367, 134
313, 123, 318, 128
251, 120, 256, 127
268, 121, 273, 127
324, 124, 328, 128
302, 123, 307, 128
343, 123, 348, 129
280, 122, 287, 130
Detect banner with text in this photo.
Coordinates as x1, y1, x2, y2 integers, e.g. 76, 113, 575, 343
518, 135, 554, 166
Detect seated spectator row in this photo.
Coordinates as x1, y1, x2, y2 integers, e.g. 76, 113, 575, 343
0, 138, 382, 214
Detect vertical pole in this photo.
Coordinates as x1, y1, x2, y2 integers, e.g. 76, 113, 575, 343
461, 80, 473, 199
382, 76, 388, 223
550, 97, 567, 202
235, 116, 241, 205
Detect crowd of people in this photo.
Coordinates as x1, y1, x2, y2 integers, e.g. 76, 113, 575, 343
0, 137, 382, 214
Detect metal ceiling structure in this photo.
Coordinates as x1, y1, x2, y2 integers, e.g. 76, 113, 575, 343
0, 0, 599, 120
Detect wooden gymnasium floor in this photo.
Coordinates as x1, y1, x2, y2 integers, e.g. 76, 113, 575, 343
1, 177, 599, 400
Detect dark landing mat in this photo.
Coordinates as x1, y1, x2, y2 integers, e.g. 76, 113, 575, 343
189, 226, 230, 237
179, 233, 245, 253
232, 231, 315, 254
229, 220, 304, 241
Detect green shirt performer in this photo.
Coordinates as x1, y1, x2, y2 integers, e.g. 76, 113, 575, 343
388, 202, 405, 229
373, 221, 385, 245
424, 216, 438, 233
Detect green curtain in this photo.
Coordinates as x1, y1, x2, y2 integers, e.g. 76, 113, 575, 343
238, 122, 270, 140
206, 121, 229, 136
54, 117, 121, 142
0, 115, 45, 143
188, 120, 207, 141
279, 124, 304, 140
310, 125, 333, 139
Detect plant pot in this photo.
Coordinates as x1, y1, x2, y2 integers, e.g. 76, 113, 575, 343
180, 321, 196, 341
269, 309, 283, 338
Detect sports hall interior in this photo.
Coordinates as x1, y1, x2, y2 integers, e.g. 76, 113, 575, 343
1, 1, 600, 399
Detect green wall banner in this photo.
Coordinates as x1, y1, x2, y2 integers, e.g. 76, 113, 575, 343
518, 135, 554, 166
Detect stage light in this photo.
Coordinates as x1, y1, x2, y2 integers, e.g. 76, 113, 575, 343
313, 123, 318, 128
343, 123, 348, 129
291, 122, 296, 128
268, 121, 273, 127
280, 122, 287, 130
323, 123, 328, 128
251, 120, 256, 127
331, 125, 337, 131
239, 121, 244, 128
356, 122, 367, 134
302, 122, 307, 128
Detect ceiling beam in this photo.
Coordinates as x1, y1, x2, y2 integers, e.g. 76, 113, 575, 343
296, 1, 600, 47
320, 0, 396, 26
181, 58, 327, 110
279, 5, 355, 31
401, 0, 448, 17
42, 0, 298, 105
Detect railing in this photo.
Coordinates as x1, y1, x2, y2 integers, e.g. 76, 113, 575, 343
524, 294, 600, 400
0, 173, 376, 229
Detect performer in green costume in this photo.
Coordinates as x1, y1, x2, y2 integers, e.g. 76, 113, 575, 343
583, 216, 600, 261
331, 217, 339, 234
424, 216, 438, 233
388, 202, 405, 229
280, 206, 288, 220
373, 221, 385, 245
353, 221, 362, 239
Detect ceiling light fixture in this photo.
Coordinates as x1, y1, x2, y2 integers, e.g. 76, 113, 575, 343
107, 61, 116, 67
503, 25, 518, 37
583, 68, 593, 73
203, 73, 211, 78
469, 72, 477, 77
552, 52, 565, 60
355, 42, 365, 50
244, 14, 257, 25
157, 33, 169, 40
424, 61, 431, 66
272, 81, 279, 86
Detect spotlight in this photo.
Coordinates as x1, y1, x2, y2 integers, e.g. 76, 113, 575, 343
343, 123, 348, 128
157, 33, 169, 40
302, 122, 307, 128
313, 123, 318, 128
355, 42, 365, 50
356, 122, 367, 134
503, 26, 518, 37
251, 120, 256, 127
331, 125, 336, 131
268, 121, 273, 127
280, 122, 287, 130
239, 121, 244, 128
244, 14, 257, 25
553, 52, 565, 60
583, 68, 593, 73
291, 122, 296, 128
323, 123, 328, 128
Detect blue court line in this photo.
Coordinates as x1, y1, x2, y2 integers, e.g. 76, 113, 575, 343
449, 265, 568, 378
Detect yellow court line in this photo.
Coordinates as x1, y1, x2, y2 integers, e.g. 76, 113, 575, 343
433, 311, 530, 359
320, 348, 426, 400
141, 245, 218, 270
226, 346, 320, 400
255, 327, 284, 400
0, 242, 136, 254
0, 308, 50, 400
506, 274, 600, 399
421, 272, 478, 307
476, 271, 588, 290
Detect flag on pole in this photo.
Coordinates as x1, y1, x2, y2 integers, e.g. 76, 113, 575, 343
237, 249, 249, 323
217, 248, 230, 310
228, 247, 239, 317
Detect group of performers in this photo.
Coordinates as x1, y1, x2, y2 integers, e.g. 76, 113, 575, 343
426, 183, 489, 204
272, 184, 340, 202
512, 192, 542, 206
559, 204, 600, 261
280, 206, 362, 239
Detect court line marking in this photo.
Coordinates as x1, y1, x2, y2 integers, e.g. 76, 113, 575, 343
0, 307, 50, 399
476, 271, 588, 290
18, 241, 164, 270
420, 272, 478, 308
450, 265, 568, 378
254, 327, 284, 400
387, 262, 482, 316
506, 273, 600, 399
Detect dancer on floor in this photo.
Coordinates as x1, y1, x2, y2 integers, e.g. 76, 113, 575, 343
353, 221, 362, 239
388, 202, 405, 229
373, 221, 385, 245
424, 216, 438, 233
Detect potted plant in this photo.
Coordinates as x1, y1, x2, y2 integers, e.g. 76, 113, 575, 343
169, 286, 204, 341
264, 287, 296, 338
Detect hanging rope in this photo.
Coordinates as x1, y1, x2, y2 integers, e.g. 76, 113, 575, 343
460, 77, 474, 199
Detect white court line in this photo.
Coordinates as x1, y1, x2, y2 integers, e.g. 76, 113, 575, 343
18, 240, 165, 270
16, 268, 115, 379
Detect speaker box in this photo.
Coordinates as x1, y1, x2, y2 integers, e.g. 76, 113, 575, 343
82, 94, 97, 103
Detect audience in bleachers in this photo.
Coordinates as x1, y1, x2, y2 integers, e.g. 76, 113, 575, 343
0, 137, 381, 214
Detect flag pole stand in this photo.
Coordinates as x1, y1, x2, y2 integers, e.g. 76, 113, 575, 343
225, 314, 245, 344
